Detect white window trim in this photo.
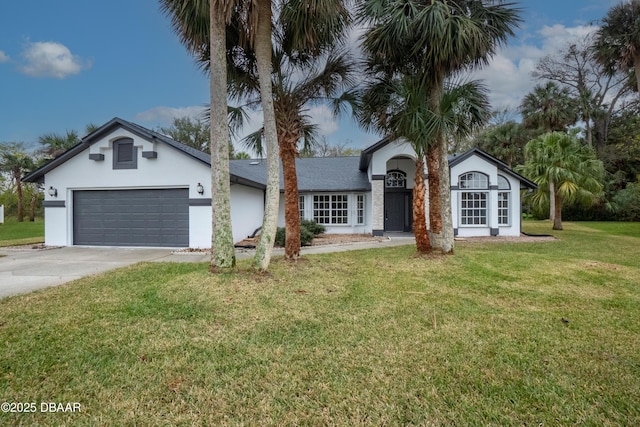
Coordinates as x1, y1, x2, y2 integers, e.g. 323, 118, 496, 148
459, 191, 489, 227
303, 193, 367, 227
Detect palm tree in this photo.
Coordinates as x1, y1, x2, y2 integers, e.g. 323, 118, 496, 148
38, 130, 80, 158
160, 0, 241, 272
520, 81, 579, 220
0, 149, 35, 222
594, 0, 640, 91
475, 121, 531, 168
231, 45, 356, 260
520, 81, 578, 133
359, 0, 521, 253
359, 74, 433, 252
161, 0, 350, 271
360, 75, 490, 253
38, 124, 99, 158
518, 131, 604, 230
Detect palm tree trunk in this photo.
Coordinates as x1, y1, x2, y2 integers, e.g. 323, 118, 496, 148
549, 181, 555, 221
280, 137, 301, 260
426, 142, 442, 249
209, 2, 236, 272
413, 156, 431, 253
15, 169, 24, 222
253, 0, 280, 271
438, 140, 454, 254
552, 192, 563, 230
29, 185, 37, 221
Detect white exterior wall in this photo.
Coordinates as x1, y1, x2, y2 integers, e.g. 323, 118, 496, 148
449, 156, 522, 237
230, 184, 265, 242
42, 128, 264, 247
369, 140, 416, 177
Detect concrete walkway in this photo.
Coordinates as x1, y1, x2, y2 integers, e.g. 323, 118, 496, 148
0, 236, 415, 299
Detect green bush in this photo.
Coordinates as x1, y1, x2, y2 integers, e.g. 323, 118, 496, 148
613, 181, 640, 221
301, 219, 325, 236
275, 223, 317, 247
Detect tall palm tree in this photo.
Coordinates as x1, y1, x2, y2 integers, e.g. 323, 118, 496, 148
359, 0, 520, 253
161, 0, 350, 270
360, 75, 490, 253
518, 131, 604, 230
359, 74, 433, 252
160, 0, 238, 271
595, 0, 640, 91
520, 81, 578, 133
233, 47, 356, 260
520, 81, 579, 220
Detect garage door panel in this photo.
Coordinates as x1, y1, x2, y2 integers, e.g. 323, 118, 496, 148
73, 189, 189, 247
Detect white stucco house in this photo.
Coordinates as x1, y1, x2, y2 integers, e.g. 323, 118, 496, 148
23, 117, 536, 248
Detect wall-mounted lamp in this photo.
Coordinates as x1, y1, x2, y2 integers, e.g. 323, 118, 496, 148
48, 186, 58, 197
196, 183, 204, 195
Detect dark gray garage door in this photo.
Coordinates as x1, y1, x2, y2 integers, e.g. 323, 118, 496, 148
73, 189, 189, 247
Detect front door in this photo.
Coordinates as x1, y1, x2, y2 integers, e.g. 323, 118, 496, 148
384, 191, 412, 232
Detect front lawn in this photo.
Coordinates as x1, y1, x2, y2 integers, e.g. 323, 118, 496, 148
1, 222, 639, 425
0, 217, 44, 247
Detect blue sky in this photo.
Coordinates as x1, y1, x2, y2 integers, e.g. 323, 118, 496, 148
0, 0, 623, 152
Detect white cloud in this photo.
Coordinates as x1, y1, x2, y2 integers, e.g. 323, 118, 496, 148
20, 41, 90, 78
470, 24, 599, 112
135, 105, 208, 124
307, 105, 339, 135
0, 51, 9, 63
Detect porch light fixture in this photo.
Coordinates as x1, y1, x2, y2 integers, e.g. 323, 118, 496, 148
48, 186, 58, 197
196, 182, 204, 195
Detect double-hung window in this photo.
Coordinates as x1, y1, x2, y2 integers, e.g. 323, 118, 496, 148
459, 172, 489, 226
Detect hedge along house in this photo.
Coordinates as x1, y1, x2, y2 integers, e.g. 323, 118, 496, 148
23, 118, 535, 248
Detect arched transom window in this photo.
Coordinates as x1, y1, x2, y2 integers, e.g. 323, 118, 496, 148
386, 170, 406, 188
498, 175, 510, 190
459, 172, 488, 189
459, 172, 489, 226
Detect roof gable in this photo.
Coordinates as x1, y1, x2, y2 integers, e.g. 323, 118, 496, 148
23, 118, 217, 184
449, 147, 537, 189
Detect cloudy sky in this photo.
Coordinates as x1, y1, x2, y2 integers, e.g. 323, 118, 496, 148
0, 0, 624, 151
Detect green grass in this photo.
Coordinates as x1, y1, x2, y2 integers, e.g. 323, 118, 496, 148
1, 221, 639, 425
0, 217, 44, 247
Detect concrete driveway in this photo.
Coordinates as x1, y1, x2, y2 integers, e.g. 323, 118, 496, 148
0, 246, 206, 299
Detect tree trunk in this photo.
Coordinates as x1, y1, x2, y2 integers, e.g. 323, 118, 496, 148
209, 3, 236, 272
280, 136, 301, 260
634, 54, 640, 93
438, 140, 454, 254
413, 156, 431, 253
552, 192, 563, 230
253, 0, 280, 271
549, 181, 555, 221
29, 185, 37, 221
426, 142, 442, 249
15, 169, 24, 222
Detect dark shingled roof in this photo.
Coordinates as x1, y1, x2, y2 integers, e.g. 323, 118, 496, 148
231, 157, 371, 192
22, 118, 369, 192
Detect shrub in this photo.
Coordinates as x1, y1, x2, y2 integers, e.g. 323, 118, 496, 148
301, 219, 325, 236
613, 181, 640, 221
275, 223, 317, 247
